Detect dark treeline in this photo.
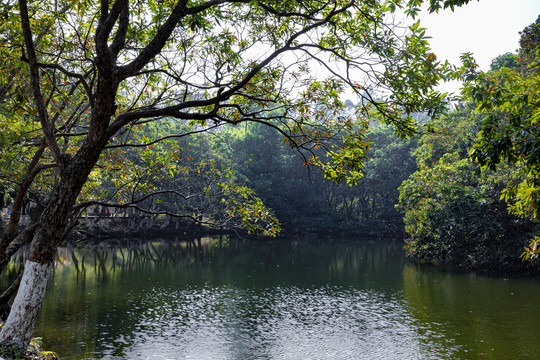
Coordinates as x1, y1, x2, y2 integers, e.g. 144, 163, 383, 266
217, 120, 417, 237
19, 107, 415, 240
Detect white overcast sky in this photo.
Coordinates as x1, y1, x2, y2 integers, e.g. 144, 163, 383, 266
420, 0, 540, 94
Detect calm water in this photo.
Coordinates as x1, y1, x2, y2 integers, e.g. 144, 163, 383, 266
17, 237, 540, 359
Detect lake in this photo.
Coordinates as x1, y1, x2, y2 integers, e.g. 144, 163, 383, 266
18, 237, 540, 359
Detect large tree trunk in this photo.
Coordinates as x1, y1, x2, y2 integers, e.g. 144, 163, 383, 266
0, 188, 89, 346
0, 130, 110, 346
0, 0, 117, 348
0, 177, 96, 345
0, 260, 50, 346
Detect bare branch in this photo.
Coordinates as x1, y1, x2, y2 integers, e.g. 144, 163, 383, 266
115, 0, 189, 79
18, 0, 62, 163
32, 61, 93, 105
105, 124, 222, 149
110, 0, 130, 59
95, 0, 129, 48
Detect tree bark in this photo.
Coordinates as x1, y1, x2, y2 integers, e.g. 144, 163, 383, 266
0, 260, 50, 346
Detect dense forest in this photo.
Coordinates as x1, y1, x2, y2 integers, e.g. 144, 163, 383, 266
1, 14, 539, 268
399, 16, 540, 273
202, 16, 538, 274
53, 15, 538, 276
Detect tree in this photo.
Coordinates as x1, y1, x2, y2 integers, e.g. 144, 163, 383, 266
223, 122, 417, 237
489, 52, 518, 72
397, 108, 537, 273
81, 120, 280, 236
0, 0, 469, 347
221, 121, 324, 233
463, 16, 540, 258
351, 125, 418, 234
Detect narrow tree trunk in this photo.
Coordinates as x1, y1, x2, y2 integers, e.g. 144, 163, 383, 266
0, 260, 50, 346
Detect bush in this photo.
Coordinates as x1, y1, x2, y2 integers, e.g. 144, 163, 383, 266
398, 153, 539, 273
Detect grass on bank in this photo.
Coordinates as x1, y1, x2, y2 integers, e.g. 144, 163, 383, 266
0, 336, 57, 360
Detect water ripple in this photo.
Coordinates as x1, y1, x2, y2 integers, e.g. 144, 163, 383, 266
101, 285, 459, 360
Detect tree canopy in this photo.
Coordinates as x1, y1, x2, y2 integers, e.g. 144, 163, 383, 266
397, 107, 537, 272
396, 15, 540, 271
463, 15, 540, 258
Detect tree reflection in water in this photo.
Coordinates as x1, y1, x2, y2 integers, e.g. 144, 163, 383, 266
6, 238, 538, 360
16, 238, 438, 359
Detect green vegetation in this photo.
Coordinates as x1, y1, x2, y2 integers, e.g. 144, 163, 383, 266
465, 16, 540, 259
215, 121, 417, 236
0, 335, 57, 360
397, 16, 540, 273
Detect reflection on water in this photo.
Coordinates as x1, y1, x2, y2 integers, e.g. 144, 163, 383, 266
23, 237, 540, 359
115, 287, 444, 360
403, 264, 540, 359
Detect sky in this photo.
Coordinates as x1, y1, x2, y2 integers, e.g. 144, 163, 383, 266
420, 0, 540, 94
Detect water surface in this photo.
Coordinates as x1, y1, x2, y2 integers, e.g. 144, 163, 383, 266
25, 238, 540, 359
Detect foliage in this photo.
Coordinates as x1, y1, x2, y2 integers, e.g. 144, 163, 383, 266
79, 121, 280, 235
0, 0, 454, 241
0, 0, 472, 346
0, 334, 57, 360
489, 52, 519, 72
221, 122, 319, 233
398, 16, 540, 268
413, 102, 481, 168
425, 0, 478, 12
220, 121, 416, 236
398, 152, 537, 272
461, 16, 540, 258
397, 104, 539, 272
344, 125, 418, 234
518, 15, 540, 69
